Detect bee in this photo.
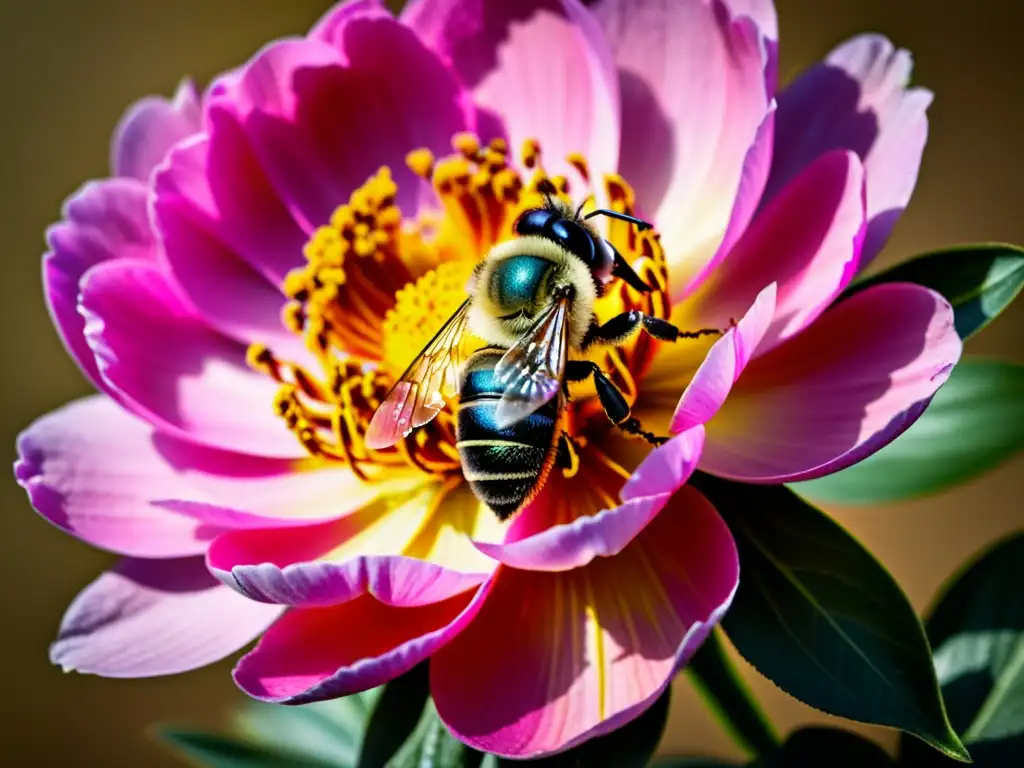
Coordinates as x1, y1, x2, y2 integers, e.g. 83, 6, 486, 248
365, 199, 718, 520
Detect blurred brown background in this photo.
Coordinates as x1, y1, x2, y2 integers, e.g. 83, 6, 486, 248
0, 0, 1020, 764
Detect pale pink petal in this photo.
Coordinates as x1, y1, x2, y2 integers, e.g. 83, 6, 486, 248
474, 426, 704, 571
153, 135, 310, 363
687, 149, 865, 352
403, 0, 620, 181
112, 79, 202, 181
723, 0, 778, 95
689, 105, 776, 294
211, 19, 471, 228
767, 34, 932, 266
16, 396, 217, 558
432, 488, 739, 759
51, 557, 280, 678
702, 283, 962, 482
43, 179, 158, 390
591, 0, 770, 298
79, 260, 304, 458
671, 284, 776, 433
207, 480, 495, 606
234, 590, 479, 704
13, 396, 374, 557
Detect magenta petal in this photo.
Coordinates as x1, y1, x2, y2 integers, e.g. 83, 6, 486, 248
234, 589, 480, 704
310, 0, 394, 45
702, 283, 963, 482
768, 34, 932, 267
691, 149, 865, 351
51, 557, 280, 678
723, 0, 778, 95
112, 79, 201, 181
213, 19, 471, 227
44, 179, 158, 389
474, 426, 705, 572
592, 0, 769, 296
404, 0, 620, 180
433, 488, 739, 759
16, 396, 220, 558
207, 501, 490, 606
671, 283, 776, 433
79, 260, 304, 458
153, 136, 309, 361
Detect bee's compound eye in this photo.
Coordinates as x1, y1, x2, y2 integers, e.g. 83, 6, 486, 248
547, 218, 596, 266
514, 208, 554, 236
593, 237, 616, 283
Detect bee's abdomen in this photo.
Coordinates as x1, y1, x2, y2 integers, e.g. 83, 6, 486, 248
457, 349, 559, 521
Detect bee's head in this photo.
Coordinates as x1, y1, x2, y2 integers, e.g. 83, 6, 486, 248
513, 204, 653, 293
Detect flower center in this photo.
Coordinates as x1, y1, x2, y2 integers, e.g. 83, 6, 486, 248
248, 133, 673, 494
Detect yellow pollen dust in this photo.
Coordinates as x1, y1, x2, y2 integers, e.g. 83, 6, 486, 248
381, 259, 477, 376
246, 131, 672, 485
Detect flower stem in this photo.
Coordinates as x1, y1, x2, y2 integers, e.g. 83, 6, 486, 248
686, 628, 780, 757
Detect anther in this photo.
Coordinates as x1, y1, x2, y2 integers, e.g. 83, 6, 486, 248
406, 148, 435, 179
451, 131, 481, 159
522, 138, 542, 169
567, 152, 590, 182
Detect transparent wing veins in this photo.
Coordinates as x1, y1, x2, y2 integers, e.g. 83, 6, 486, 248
364, 299, 471, 449
493, 297, 570, 429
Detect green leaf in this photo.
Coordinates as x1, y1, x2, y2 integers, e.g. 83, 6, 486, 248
157, 729, 335, 768
756, 728, 892, 767
494, 685, 672, 768
792, 359, 1024, 505
845, 243, 1024, 339
233, 689, 382, 767
385, 701, 483, 768
686, 629, 779, 756
899, 531, 1024, 766
692, 475, 969, 762
652, 761, 742, 767
359, 663, 431, 767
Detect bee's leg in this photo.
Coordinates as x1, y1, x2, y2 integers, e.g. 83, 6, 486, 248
565, 361, 669, 447
582, 311, 721, 348
556, 432, 581, 478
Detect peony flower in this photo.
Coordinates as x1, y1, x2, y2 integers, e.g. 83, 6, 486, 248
16, 0, 961, 759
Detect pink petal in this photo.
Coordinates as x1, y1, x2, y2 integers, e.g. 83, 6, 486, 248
234, 590, 479, 704
153, 135, 310, 362
702, 283, 963, 482
208, 480, 494, 606
767, 34, 932, 267
51, 556, 280, 678
432, 487, 739, 759
671, 283, 776, 433
13, 396, 375, 558
43, 179, 158, 390
211, 18, 471, 228
310, 0, 394, 44
688, 149, 865, 352
403, 0, 620, 181
723, 0, 778, 95
591, 0, 770, 298
689, 105, 777, 295
79, 260, 305, 458
16, 396, 216, 558
474, 426, 705, 571
112, 79, 202, 181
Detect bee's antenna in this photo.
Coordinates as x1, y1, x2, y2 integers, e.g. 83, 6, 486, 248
574, 199, 587, 220
584, 208, 652, 232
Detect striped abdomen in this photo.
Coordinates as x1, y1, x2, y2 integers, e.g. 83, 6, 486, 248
456, 348, 560, 520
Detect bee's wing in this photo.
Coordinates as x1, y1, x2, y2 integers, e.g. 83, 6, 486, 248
494, 296, 570, 429
364, 299, 471, 450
